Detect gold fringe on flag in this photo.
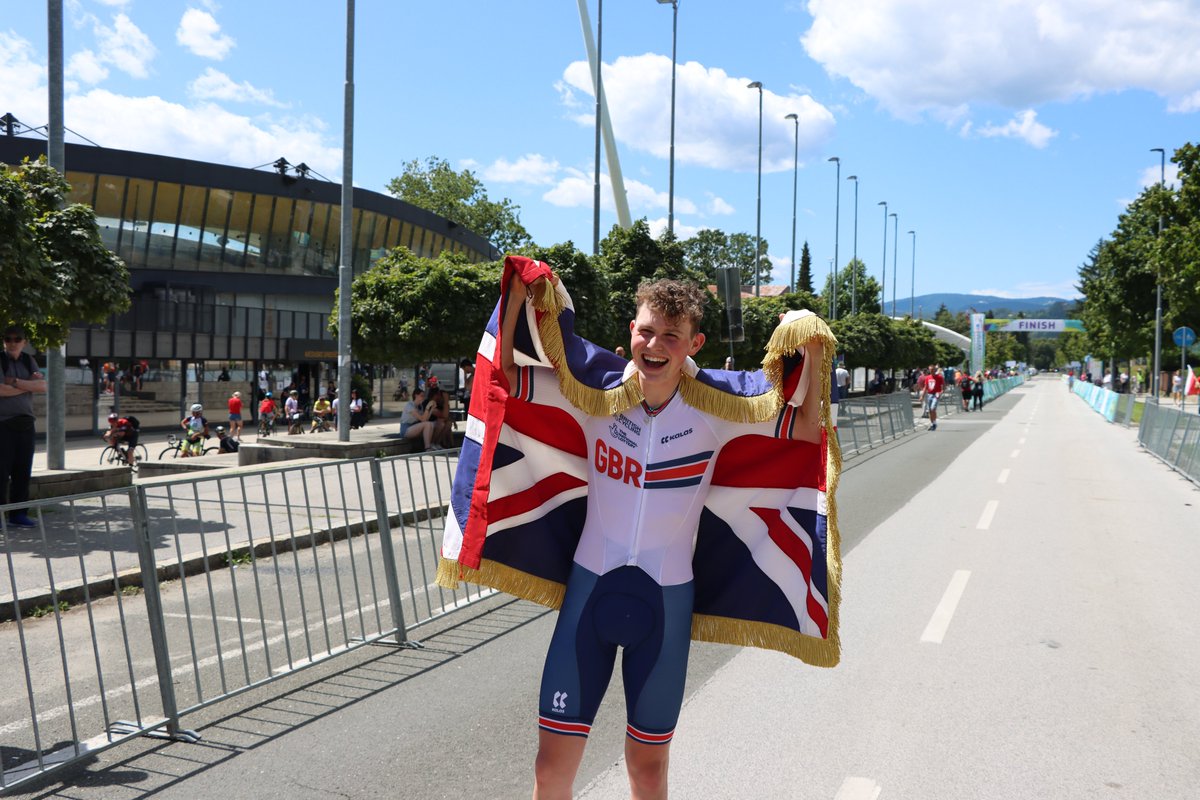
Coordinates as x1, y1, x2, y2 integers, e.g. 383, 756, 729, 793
436, 557, 566, 609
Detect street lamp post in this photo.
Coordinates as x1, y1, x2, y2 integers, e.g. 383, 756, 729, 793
907, 230, 916, 318
657, 0, 678, 237
848, 174, 858, 314
785, 113, 799, 292
889, 211, 898, 318
828, 157, 840, 319
748, 80, 763, 296
1151, 147, 1165, 397
877, 201, 888, 314
592, 0, 604, 255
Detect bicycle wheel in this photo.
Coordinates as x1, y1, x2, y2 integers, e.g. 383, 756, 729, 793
204, 446, 220, 455
158, 444, 178, 460
133, 444, 148, 471
99, 446, 118, 465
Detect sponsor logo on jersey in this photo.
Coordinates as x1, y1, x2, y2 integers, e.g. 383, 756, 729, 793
608, 422, 638, 449
614, 413, 642, 436
659, 427, 693, 445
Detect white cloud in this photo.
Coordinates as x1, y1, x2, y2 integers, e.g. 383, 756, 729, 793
542, 168, 697, 215
972, 109, 1057, 148
647, 217, 704, 239
93, 13, 156, 78
0, 33, 48, 123
707, 193, 735, 215
188, 67, 286, 107
1138, 163, 1181, 191
481, 154, 561, 185
802, 0, 1200, 117
66, 49, 109, 84
970, 282, 1081, 299
561, 54, 836, 173
176, 8, 235, 60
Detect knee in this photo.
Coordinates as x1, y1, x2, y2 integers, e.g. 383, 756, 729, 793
533, 748, 574, 799
626, 745, 669, 795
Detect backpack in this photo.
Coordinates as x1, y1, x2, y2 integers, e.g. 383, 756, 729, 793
124, 415, 141, 430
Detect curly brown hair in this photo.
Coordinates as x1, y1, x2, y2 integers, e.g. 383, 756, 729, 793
635, 279, 707, 333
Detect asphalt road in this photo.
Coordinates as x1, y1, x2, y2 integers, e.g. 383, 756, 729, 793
8, 378, 1198, 799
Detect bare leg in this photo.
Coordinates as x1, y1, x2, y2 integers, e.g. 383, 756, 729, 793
625, 739, 670, 800
532, 730, 587, 800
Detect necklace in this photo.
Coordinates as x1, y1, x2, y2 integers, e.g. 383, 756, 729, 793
641, 389, 677, 418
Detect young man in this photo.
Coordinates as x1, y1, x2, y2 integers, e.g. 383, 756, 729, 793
437, 257, 841, 800
180, 403, 209, 456
1, 325, 46, 529
920, 364, 944, 430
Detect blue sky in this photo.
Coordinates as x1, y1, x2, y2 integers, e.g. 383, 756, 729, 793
3, 0, 1197, 303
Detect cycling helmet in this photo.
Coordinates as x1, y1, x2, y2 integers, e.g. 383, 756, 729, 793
191, 403, 203, 413
215, 426, 226, 434
264, 391, 273, 397
108, 412, 119, 421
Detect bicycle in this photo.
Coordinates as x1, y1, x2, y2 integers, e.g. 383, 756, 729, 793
100, 441, 148, 472
158, 433, 217, 460
258, 414, 276, 438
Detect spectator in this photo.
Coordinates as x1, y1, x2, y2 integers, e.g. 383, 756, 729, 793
181, 403, 209, 457
870, 368, 884, 395
102, 360, 117, 394
1, 326, 46, 528
459, 357, 475, 411
1172, 370, 1183, 404
959, 372, 973, 412
615, 346, 627, 359
348, 388, 367, 430
257, 366, 271, 399
217, 367, 231, 382
131, 359, 145, 391
972, 371, 985, 410
227, 390, 244, 440
835, 361, 850, 400
723, 356, 734, 370
423, 381, 453, 448
919, 364, 944, 431
399, 388, 437, 450
214, 425, 239, 454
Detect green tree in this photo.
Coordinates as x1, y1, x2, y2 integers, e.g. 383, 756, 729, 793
932, 303, 970, 336
0, 158, 130, 347
830, 313, 892, 368
387, 157, 532, 254
334, 247, 501, 365
680, 229, 771, 287
818, 258, 882, 318
520, 240, 619, 348
797, 241, 814, 294
599, 220, 699, 331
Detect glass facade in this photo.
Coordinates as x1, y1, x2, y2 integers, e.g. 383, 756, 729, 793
68, 170, 492, 278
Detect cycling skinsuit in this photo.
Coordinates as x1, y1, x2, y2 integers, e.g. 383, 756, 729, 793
514, 364, 796, 745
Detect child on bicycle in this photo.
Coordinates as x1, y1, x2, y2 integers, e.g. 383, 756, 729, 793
180, 403, 209, 457
310, 394, 332, 432
102, 412, 140, 465
258, 391, 277, 435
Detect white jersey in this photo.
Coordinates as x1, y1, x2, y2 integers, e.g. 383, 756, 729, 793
512, 364, 795, 587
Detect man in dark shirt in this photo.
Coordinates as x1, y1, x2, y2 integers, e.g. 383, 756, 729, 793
0, 325, 47, 529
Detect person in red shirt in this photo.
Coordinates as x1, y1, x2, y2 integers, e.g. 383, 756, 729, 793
259, 391, 277, 434
920, 364, 944, 430
227, 390, 244, 440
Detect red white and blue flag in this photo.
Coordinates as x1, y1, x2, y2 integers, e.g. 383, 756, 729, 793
438, 256, 842, 666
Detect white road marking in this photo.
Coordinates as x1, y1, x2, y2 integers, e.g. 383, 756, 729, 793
977, 500, 999, 530
997, 469, 1010, 485
164, 612, 277, 626
1010, 449, 1021, 458
921, 570, 971, 644
1019, 437, 1027, 445
835, 776, 883, 800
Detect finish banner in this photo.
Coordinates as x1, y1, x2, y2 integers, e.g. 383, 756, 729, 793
983, 319, 1084, 333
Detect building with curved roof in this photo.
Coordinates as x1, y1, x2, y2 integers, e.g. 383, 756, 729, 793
1, 132, 498, 433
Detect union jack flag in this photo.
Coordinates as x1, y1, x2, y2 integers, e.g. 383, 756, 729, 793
438, 256, 842, 666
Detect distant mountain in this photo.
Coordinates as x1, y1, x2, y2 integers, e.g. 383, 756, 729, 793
898, 293, 1080, 318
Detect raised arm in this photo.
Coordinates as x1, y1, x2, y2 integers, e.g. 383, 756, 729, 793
790, 338, 824, 444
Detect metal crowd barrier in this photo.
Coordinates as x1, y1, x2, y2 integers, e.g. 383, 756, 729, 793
1137, 399, 1200, 486
836, 392, 917, 456
0, 451, 491, 794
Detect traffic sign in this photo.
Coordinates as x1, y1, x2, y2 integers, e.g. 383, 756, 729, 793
1174, 326, 1196, 348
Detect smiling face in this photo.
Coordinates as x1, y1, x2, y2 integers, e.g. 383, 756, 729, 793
629, 304, 705, 406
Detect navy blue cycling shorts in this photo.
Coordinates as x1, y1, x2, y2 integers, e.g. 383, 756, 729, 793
537, 563, 694, 746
